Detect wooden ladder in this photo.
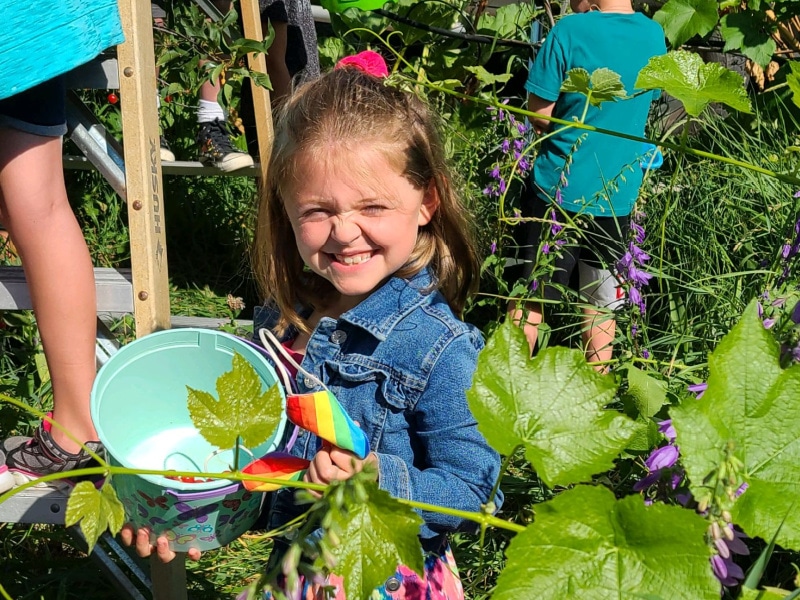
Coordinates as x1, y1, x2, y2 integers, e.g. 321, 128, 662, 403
0, 0, 273, 597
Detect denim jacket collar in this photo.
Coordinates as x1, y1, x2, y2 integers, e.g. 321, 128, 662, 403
337, 268, 436, 342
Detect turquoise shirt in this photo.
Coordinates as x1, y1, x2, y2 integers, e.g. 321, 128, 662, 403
0, 0, 124, 99
526, 12, 666, 217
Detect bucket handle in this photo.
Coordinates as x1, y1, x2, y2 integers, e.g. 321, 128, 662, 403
164, 482, 241, 501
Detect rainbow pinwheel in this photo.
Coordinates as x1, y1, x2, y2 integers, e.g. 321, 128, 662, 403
242, 389, 370, 492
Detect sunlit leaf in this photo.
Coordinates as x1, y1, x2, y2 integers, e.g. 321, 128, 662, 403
636, 50, 753, 117
654, 0, 719, 47
65, 482, 125, 553
787, 62, 800, 110
720, 11, 777, 68
464, 66, 512, 86
562, 68, 628, 106
187, 351, 283, 451
467, 320, 640, 487
329, 481, 424, 599
672, 301, 800, 549
625, 365, 668, 419
494, 486, 719, 600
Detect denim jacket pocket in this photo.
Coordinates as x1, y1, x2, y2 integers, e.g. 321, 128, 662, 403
324, 361, 412, 411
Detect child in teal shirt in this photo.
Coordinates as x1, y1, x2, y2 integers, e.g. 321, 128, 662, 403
508, 0, 666, 367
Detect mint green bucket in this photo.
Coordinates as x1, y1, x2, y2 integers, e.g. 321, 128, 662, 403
90, 328, 286, 552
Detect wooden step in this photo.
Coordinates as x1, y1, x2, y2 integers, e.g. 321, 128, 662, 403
63, 155, 260, 177
0, 266, 133, 314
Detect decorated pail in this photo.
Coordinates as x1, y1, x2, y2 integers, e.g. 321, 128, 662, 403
90, 328, 287, 552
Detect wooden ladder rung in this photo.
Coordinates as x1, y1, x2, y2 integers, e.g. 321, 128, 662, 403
0, 266, 133, 314
63, 155, 261, 177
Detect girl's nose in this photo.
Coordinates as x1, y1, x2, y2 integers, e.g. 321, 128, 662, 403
330, 214, 361, 245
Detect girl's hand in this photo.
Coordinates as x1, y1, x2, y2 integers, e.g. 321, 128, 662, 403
119, 524, 203, 562
304, 442, 378, 495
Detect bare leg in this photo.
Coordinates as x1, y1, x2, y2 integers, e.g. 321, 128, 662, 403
582, 307, 615, 372
507, 300, 543, 357
0, 129, 97, 452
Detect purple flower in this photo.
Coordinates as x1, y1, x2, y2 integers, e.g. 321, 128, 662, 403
530, 279, 539, 292
658, 419, 676, 442
499, 179, 506, 193
501, 139, 510, 154
794, 190, 800, 198
783, 244, 792, 259
711, 555, 745, 587
617, 251, 633, 272
551, 220, 563, 236
627, 264, 653, 287
688, 382, 707, 399
645, 444, 679, 471
542, 242, 551, 255
490, 166, 501, 179
792, 344, 800, 362
517, 122, 528, 134
490, 241, 497, 254
519, 158, 530, 173
631, 324, 638, 336
633, 470, 661, 491
631, 221, 646, 244
791, 301, 800, 324
763, 318, 775, 329
724, 526, 750, 555
629, 286, 645, 313
642, 348, 650, 359
735, 482, 748, 498
629, 242, 650, 264
514, 139, 524, 151
555, 189, 564, 205
482, 185, 494, 196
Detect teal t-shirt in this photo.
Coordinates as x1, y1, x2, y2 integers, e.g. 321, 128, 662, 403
0, 0, 124, 99
525, 12, 666, 217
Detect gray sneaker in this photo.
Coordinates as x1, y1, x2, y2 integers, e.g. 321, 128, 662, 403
3, 423, 103, 485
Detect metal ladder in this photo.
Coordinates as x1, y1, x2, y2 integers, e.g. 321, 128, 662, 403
0, 0, 273, 597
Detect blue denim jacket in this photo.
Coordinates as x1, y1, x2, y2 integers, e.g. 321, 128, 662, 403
252, 269, 503, 539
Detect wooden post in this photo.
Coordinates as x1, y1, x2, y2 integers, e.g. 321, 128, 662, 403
116, 0, 171, 337
239, 0, 274, 179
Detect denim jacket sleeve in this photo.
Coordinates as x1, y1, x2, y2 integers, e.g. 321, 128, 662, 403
374, 329, 503, 535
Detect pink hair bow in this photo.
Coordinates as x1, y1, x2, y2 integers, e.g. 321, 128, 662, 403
335, 50, 389, 78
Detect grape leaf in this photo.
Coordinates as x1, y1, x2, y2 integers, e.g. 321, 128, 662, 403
329, 482, 424, 599
467, 320, 640, 487
494, 486, 719, 600
187, 351, 283, 451
720, 11, 777, 68
65, 482, 125, 553
672, 301, 800, 549
625, 365, 668, 419
636, 50, 753, 117
561, 68, 629, 107
653, 0, 719, 48
787, 62, 800, 110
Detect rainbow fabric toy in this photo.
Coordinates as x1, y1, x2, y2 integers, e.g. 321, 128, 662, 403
286, 391, 370, 459
241, 453, 310, 492
241, 389, 370, 492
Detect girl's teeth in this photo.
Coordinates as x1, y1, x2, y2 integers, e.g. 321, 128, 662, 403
337, 253, 370, 265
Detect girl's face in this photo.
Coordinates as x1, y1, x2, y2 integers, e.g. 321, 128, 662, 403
284, 146, 439, 313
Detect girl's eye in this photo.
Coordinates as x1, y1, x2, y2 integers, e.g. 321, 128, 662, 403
363, 204, 388, 215
299, 208, 329, 221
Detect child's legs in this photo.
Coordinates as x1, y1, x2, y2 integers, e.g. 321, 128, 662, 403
506, 193, 577, 355
0, 80, 97, 450
577, 214, 629, 371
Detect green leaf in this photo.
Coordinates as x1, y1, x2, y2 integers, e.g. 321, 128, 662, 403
467, 320, 640, 487
494, 486, 719, 600
249, 70, 272, 90
672, 301, 800, 549
653, 0, 719, 48
562, 68, 629, 106
636, 50, 753, 117
740, 587, 793, 599
329, 482, 424, 599
787, 62, 800, 110
476, 3, 535, 39
187, 351, 283, 451
463, 66, 512, 86
720, 11, 777, 68
625, 365, 668, 418
65, 482, 125, 553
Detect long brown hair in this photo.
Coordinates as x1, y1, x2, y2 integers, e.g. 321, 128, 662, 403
251, 66, 479, 334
